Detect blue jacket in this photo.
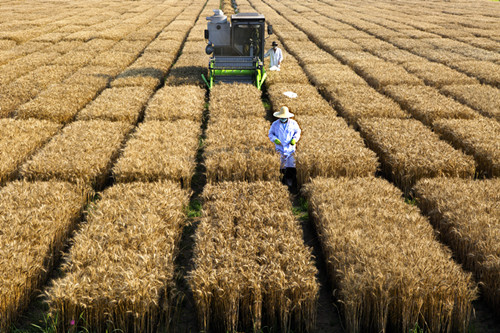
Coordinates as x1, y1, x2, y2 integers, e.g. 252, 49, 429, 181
268, 119, 301, 168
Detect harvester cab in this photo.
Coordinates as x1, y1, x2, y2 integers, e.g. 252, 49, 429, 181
202, 9, 273, 90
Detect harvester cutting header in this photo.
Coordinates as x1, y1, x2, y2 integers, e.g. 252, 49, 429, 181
202, 9, 273, 90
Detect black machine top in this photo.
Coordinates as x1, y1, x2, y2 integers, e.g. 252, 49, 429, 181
231, 13, 265, 21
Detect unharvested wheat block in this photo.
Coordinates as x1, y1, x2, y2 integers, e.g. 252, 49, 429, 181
412, 48, 469, 65
16, 83, 100, 123
264, 56, 310, 85
303, 177, 476, 333
304, 63, 366, 88
268, 83, 334, 116
145, 85, 205, 122
433, 117, 500, 177
351, 37, 396, 51
50, 50, 94, 67
131, 51, 177, 72
0, 65, 74, 117
190, 181, 318, 332
358, 118, 476, 194
75, 39, 116, 54
48, 41, 84, 54
284, 40, 335, 65
456, 37, 500, 52
77, 86, 152, 124
0, 39, 16, 50
111, 67, 165, 90
0, 181, 87, 332
331, 50, 380, 65
144, 39, 183, 53
63, 65, 118, 89
165, 65, 206, 86
0, 119, 61, 184
46, 181, 189, 332
0, 51, 61, 86
205, 117, 280, 182
383, 84, 478, 126
181, 41, 208, 56
157, 30, 186, 41
320, 38, 363, 53
322, 83, 408, 126
402, 61, 478, 88
440, 84, 500, 120
111, 39, 149, 53
113, 120, 200, 187
274, 28, 310, 42
21, 120, 132, 188
371, 48, 424, 64
352, 60, 423, 88
295, 115, 378, 184
415, 177, 500, 315
89, 50, 137, 69
209, 83, 266, 119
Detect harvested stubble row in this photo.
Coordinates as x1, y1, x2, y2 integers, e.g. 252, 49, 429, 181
0, 181, 88, 332
14, 83, 101, 124
321, 82, 408, 126
382, 84, 478, 126
303, 177, 477, 333
0, 119, 61, 184
357, 118, 475, 194
144, 85, 206, 122
294, 115, 378, 185
77, 86, 153, 124
267, 83, 334, 116
21, 120, 132, 189
414, 178, 500, 315
47, 181, 190, 333
205, 117, 280, 182
209, 83, 266, 119
440, 84, 500, 121
433, 117, 500, 177
190, 181, 319, 332
113, 120, 200, 188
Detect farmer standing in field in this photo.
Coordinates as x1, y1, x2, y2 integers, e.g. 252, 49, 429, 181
264, 41, 283, 70
269, 106, 301, 193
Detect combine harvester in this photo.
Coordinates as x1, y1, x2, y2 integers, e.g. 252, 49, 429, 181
203, 9, 273, 90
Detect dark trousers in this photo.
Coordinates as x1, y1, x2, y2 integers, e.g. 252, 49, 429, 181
280, 167, 297, 193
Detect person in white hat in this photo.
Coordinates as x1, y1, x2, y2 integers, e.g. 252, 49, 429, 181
264, 41, 283, 70
268, 106, 301, 192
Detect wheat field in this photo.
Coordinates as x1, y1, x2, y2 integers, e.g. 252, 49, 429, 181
0, 0, 499, 332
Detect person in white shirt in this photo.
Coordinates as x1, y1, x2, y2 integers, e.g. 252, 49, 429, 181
264, 41, 283, 70
268, 106, 301, 193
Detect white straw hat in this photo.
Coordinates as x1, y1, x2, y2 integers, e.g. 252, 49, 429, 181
273, 106, 294, 118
